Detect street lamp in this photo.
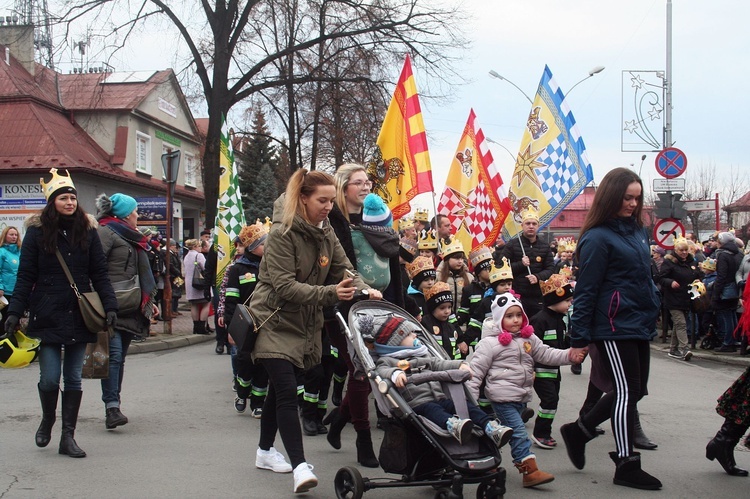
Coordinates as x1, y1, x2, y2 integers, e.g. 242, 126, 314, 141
485, 137, 517, 162
567, 66, 606, 95
488, 70, 533, 104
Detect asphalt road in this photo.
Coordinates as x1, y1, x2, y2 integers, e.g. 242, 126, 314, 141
0, 343, 748, 498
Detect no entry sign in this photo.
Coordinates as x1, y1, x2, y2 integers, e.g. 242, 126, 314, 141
653, 218, 685, 250
655, 147, 688, 179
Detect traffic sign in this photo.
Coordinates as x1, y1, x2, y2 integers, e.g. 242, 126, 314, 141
653, 218, 685, 250
684, 200, 715, 211
655, 147, 688, 179
653, 178, 685, 192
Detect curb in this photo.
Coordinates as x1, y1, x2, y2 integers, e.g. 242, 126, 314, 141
128, 331, 215, 355
649, 342, 750, 368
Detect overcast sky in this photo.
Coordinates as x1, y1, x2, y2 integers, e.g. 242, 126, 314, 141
5, 0, 745, 211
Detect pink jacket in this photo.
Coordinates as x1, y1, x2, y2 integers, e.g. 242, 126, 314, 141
467, 319, 572, 403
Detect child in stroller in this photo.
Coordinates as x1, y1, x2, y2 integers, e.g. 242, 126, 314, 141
372, 315, 513, 447
331, 300, 508, 499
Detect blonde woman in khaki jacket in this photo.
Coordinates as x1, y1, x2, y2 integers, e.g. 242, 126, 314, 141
250, 169, 382, 494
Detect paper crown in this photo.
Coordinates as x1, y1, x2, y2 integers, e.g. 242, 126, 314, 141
399, 236, 418, 258
540, 273, 571, 297
557, 237, 577, 253
439, 237, 464, 259
40, 168, 76, 201
398, 218, 415, 231
406, 256, 435, 280
672, 236, 689, 248
414, 209, 429, 223
238, 223, 268, 250
700, 258, 717, 272
489, 257, 513, 284
468, 246, 493, 268
418, 229, 438, 250
424, 281, 453, 310
519, 205, 540, 222
688, 280, 706, 300
558, 266, 573, 279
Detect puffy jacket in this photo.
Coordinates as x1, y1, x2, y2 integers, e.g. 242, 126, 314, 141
8, 214, 117, 345
0, 243, 20, 296
467, 319, 571, 403
251, 197, 363, 370
569, 217, 659, 347
501, 234, 554, 305
97, 225, 150, 337
375, 355, 465, 408
657, 253, 703, 311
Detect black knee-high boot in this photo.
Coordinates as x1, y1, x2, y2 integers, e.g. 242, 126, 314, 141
356, 428, 380, 468
36, 385, 59, 448
59, 390, 86, 458
706, 419, 750, 476
633, 410, 658, 450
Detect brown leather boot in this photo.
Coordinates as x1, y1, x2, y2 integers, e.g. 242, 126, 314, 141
515, 455, 554, 488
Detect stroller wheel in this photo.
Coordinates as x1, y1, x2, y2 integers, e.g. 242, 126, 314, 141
434, 488, 461, 499
334, 466, 364, 499
476, 481, 504, 499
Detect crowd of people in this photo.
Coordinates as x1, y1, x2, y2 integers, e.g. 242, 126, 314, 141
2, 166, 750, 494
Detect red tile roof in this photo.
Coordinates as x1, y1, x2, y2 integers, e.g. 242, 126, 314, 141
57, 70, 172, 111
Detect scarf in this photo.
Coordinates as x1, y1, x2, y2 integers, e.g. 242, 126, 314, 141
99, 216, 157, 318
379, 344, 430, 359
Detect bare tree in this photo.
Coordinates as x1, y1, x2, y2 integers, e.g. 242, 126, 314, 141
57, 0, 467, 225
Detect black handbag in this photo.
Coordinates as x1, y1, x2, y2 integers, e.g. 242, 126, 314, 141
720, 282, 739, 300
228, 296, 280, 353
192, 261, 208, 290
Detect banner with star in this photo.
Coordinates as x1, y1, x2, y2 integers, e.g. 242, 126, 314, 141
213, 114, 246, 286
502, 65, 594, 239
366, 54, 434, 220
437, 109, 512, 252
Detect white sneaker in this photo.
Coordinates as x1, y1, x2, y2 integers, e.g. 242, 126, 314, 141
256, 447, 292, 473
293, 462, 318, 493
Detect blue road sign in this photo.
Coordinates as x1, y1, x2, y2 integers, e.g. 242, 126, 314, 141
655, 147, 688, 179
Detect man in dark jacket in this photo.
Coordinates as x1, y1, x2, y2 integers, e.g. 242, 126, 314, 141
712, 232, 743, 352
502, 207, 554, 318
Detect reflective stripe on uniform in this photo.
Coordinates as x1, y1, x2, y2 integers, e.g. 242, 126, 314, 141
251, 385, 268, 397
330, 346, 339, 358
303, 391, 319, 404
542, 329, 557, 341
537, 408, 556, 419
226, 287, 240, 298
239, 275, 256, 285
469, 294, 482, 303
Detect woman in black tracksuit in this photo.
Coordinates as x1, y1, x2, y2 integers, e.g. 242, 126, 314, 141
559, 168, 662, 491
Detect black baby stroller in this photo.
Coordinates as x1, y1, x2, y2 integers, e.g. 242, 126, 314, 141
332, 299, 506, 499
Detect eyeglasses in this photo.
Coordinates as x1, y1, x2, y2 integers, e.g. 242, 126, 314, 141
349, 180, 373, 189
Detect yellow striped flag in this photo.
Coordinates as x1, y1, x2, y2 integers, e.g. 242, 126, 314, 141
367, 54, 433, 220
438, 109, 512, 251
213, 115, 246, 286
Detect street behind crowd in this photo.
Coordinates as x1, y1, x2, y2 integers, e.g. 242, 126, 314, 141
0, 339, 748, 499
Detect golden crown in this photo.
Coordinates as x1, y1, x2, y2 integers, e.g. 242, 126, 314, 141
238, 222, 268, 247
418, 229, 438, 250
519, 205, 540, 222
540, 273, 571, 297
673, 236, 689, 248
424, 281, 451, 302
439, 237, 464, 259
40, 168, 76, 200
398, 218, 415, 231
399, 236, 418, 256
557, 237, 577, 253
489, 256, 513, 283
468, 245, 493, 267
406, 256, 435, 280
414, 209, 430, 223
558, 266, 573, 279
263, 216, 272, 232
700, 258, 717, 272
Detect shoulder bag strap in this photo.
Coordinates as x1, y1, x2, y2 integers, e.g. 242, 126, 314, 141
55, 249, 83, 299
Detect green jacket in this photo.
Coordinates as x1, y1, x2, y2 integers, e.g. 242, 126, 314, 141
251, 207, 362, 370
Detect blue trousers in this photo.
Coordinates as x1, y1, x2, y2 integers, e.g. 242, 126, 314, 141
38, 342, 87, 392
413, 398, 491, 430
101, 330, 132, 408
492, 401, 532, 463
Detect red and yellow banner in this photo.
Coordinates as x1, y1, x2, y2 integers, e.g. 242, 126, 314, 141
438, 109, 511, 251
367, 54, 433, 220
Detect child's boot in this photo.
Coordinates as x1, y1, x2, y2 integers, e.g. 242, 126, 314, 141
485, 420, 513, 448
515, 455, 554, 487
447, 416, 473, 445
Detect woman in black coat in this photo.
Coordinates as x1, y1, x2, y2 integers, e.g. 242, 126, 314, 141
657, 238, 703, 360
712, 232, 743, 352
2, 169, 117, 458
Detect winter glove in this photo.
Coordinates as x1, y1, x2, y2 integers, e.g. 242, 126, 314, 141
3, 315, 19, 337
106, 311, 117, 328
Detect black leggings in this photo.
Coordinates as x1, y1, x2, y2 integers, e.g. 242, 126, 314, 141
581, 340, 650, 458
259, 358, 305, 468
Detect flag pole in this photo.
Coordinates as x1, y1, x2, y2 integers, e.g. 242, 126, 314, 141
507, 210, 533, 276
431, 191, 444, 254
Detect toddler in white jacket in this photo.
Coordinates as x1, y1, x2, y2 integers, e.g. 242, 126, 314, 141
467, 292, 586, 488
